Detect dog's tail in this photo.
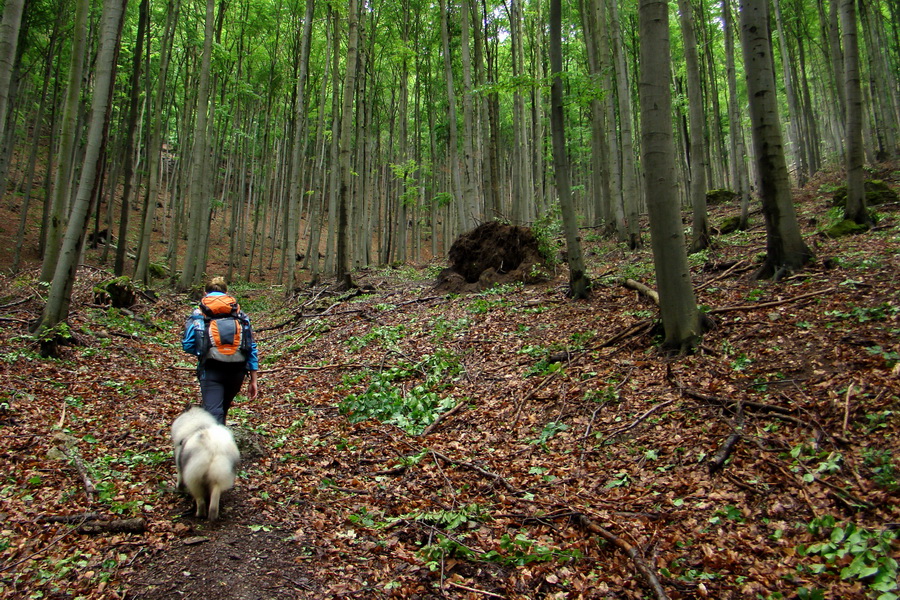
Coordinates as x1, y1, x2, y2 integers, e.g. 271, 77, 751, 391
206, 452, 237, 521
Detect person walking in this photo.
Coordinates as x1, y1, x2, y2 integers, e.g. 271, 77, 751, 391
182, 276, 259, 424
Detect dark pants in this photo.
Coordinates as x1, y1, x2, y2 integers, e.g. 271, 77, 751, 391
198, 361, 246, 425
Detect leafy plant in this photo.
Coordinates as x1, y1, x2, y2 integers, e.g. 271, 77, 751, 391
862, 448, 898, 491
529, 421, 569, 447
338, 351, 462, 434
798, 516, 898, 597
866, 345, 900, 368
483, 531, 583, 566
826, 303, 899, 323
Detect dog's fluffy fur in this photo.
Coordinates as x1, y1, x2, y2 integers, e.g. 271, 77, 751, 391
171, 407, 240, 521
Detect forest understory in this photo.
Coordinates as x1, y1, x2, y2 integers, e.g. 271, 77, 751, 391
0, 164, 899, 599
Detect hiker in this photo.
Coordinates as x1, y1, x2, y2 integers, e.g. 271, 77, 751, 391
182, 276, 259, 424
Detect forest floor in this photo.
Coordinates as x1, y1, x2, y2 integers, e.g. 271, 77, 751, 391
0, 165, 899, 599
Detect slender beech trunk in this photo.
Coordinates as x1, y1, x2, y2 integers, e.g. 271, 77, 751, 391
638, 0, 702, 352
609, 0, 640, 248
178, 0, 216, 290
40, 0, 90, 282
285, 0, 315, 294
134, 0, 180, 283
725, 0, 751, 229
335, 0, 359, 289
549, 0, 589, 298
840, 0, 868, 225
677, 0, 709, 253
114, 0, 148, 276
740, 0, 812, 279
35, 0, 127, 343
0, 0, 24, 195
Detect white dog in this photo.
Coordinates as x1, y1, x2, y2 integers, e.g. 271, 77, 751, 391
171, 407, 240, 521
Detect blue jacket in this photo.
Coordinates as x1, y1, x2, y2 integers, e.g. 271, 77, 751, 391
182, 291, 259, 371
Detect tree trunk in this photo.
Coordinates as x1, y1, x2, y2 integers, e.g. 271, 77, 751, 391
178, 0, 216, 290
722, 0, 750, 230
609, 0, 640, 248
549, 0, 590, 299
840, 0, 867, 225
0, 0, 24, 195
35, 0, 126, 341
739, 0, 812, 279
285, 0, 316, 295
114, 0, 148, 276
459, 0, 479, 230
772, 0, 807, 186
134, 0, 181, 284
40, 0, 90, 282
677, 0, 709, 253
335, 0, 360, 289
638, 0, 702, 352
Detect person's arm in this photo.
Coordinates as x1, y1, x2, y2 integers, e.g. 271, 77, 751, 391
247, 370, 259, 400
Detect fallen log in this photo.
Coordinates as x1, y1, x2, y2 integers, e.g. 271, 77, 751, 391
77, 518, 147, 535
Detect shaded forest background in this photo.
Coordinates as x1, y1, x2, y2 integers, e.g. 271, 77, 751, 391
0, 0, 900, 598
0, 0, 897, 290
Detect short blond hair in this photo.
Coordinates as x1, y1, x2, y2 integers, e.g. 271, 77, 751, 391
206, 276, 228, 293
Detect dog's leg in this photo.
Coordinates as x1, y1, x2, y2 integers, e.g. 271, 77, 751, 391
208, 484, 222, 521
195, 494, 208, 518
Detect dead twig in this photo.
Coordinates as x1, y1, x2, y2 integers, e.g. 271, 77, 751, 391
420, 400, 467, 436
429, 449, 520, 494
594, 319, 655, 349
695, 260, 750, 291
708, 287, 835, 314
445, 581, 506, 598
709, 400, 744, 475
601, 399, 676, 445
571, 513, 669, 600
512, 369, 562, 425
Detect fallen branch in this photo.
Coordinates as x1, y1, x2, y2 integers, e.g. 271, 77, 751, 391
429, 449, 520, 494
512, 369, 562, 425
695, 260, 750, 291
58, 444, 95, 504
709, 401, 744, 475
571, 513, 669, 600
708, 287, 835, 314
681, 388, 794, 417
445, 581, 505, 598
601, 398, 677, 445
594, 319, 655, 349
420, 400, 467, 436
624, 278, 660, 305
36, 512, 101, 524
77, 518, 147, 535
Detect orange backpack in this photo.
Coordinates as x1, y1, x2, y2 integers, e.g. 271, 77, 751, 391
198, 294, 253, 363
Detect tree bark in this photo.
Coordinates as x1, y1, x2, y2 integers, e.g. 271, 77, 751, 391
40, 0, 90, 283
677, 0, 709, 253
35, 0, 127, 340
335, 0, 360, 289
739, 0, 812, 280
285, 0, 316, 294
114, 0, 148, 276
0, 0, 24, 195
178, 0, 217, 290
549, 0, 590, 299
134, 0, 181, 284
840, 0, 867, 225
638, 0, 702, 352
